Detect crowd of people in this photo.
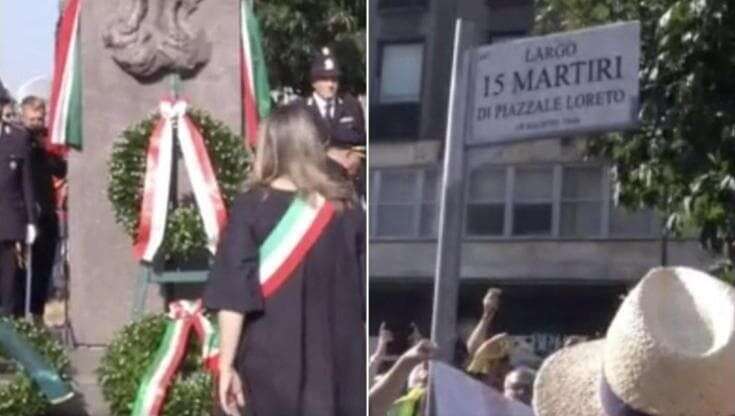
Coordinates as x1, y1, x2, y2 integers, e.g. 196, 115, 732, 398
0, 88, 67, 323
368, 288, 537, 416
369, 266, 735, 415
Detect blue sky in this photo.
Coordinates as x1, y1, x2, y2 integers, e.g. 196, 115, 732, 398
0, 0, 58, 96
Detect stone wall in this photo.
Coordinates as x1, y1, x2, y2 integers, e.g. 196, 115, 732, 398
69, 0, 241, 344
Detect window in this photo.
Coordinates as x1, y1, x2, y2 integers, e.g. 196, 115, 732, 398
488, 31, 526, 44
379, 43, 424, 103
466, 166, 506, 236
462, 163, 660, 240
371, 163, 662, 240
610, 206, 657, 237
513, 168, 553, 235
560, 167, 603, 237
420, 169, 440, 236
377, 0, 428, 9
371, 167, 440, 238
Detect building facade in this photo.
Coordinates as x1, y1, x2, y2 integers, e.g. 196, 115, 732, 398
369, 0, 713, 360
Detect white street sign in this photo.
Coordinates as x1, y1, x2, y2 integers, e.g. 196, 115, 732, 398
469, 21, 640, 144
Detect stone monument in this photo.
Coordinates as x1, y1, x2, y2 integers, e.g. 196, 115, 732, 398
69, 0, 241, 344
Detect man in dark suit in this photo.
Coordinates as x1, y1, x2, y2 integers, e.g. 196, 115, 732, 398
0, 95, 37, 316
20, 96, 67, 316
300, 47, 366, 203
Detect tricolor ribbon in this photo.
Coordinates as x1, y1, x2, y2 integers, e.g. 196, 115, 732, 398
48, 0, 83, 150
131, 300, 220, 416
259, 194, 335, 298
133, 100, 228, 262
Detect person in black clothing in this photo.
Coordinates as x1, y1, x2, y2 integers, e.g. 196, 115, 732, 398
299, 47, 366, 203
0, 95, 37, 316
204, 105, 365, 416
1, 97, 17, 124
20, 96, 66, 316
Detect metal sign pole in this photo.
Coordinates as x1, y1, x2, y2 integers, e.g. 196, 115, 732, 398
427, 18, 477, 416
24, 243, 33, 320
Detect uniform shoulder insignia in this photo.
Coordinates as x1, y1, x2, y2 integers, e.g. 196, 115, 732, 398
2, 122, 20, 136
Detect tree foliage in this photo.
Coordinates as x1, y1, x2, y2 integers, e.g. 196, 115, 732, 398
255, 0, 366, 96
536, 0, 735, 266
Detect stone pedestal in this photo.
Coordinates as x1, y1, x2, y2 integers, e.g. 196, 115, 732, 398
69, 0, 241, 344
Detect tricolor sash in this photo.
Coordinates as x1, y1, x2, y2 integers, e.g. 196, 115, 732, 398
131, 300, 219, 416
259, 194, 335, 298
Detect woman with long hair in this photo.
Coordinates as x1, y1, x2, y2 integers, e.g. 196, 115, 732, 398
203, 104, 366, 416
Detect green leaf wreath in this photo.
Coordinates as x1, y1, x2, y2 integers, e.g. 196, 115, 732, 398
97, 314, 214, 416
0, 318, 72, 416
107, 108, 250, 260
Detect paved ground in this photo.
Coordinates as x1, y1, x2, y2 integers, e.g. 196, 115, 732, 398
47, 347, 107, 416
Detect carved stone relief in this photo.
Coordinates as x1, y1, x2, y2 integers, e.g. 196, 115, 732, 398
103, 0, 212, 80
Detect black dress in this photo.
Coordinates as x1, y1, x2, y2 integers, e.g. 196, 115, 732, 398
203, 187, 366, 416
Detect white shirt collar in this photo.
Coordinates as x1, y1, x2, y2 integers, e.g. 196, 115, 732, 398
312, 93, 334, 118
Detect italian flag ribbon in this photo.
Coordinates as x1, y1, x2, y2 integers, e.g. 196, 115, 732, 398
260, 195, 335, 298
131, 299, 219, 416
49, 0, 83, 149
133, 100, 227, 262
240, 0, 271, 148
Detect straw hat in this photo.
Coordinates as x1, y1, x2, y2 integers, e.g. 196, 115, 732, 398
466, 332, 513, 374
534, 267, 735, 416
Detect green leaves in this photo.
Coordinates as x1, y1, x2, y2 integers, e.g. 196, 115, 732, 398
107, 109, 250, 262
97, 315, 215, 416
538, 0, 735, 263
255, 0, 365, 95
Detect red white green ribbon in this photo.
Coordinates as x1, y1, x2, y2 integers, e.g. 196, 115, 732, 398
131, 300, 219, 416
260, 195, 335, 298
240, 0, 271, 147
133, 100, 228, 262
48, 0, 83, 149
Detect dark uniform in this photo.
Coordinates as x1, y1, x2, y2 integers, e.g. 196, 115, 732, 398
28, 132, 66, 314
301, 93, 366, 149
299, 47, 367, 202
0, 122, 36, 316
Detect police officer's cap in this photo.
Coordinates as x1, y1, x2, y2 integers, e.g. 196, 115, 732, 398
310, 47, 341, 81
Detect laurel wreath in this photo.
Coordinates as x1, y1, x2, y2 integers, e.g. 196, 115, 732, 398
0, 318, 72, 416
107, 109, 249, 261
97, 314, 215, 416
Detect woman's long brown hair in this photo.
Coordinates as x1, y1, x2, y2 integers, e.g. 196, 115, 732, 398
247, 104, 354, 209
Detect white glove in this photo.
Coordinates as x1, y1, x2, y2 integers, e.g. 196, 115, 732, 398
26, 224, 37, 245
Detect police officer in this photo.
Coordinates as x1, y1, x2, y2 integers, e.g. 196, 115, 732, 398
0, 95, 37, 316
300, 47, 366, 203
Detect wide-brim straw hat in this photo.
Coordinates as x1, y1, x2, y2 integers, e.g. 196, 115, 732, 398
534, 266, 735, 416
466, 332, 512, 374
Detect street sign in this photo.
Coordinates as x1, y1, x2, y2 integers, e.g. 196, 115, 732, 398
431, 19, 641, 366
469, 21, 640, 144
